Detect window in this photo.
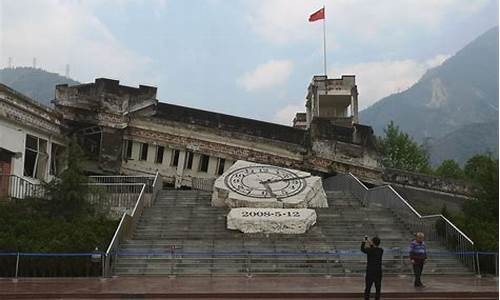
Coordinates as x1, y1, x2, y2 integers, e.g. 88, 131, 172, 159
23, 135, 48, 179
35, 139, 48, 179
155, 146, 164, 164
216, 158, 225, 175
171, 149, 180, 167
49, 143, 64, 176
199, 154, 209, 172
140, 143, 148, 161
125, 140, 133, 159
24, 135, 38, 177
184, 151, 193, 169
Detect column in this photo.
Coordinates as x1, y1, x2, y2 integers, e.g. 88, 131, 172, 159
175, 150, 186, 188
352, 90, 359, 124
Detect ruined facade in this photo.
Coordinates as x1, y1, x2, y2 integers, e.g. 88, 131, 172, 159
0, 84, 65, 184
0, 75, 474, 201
305, 75, 359, 127
54, 78, 157, 173
52, 76, 381, 187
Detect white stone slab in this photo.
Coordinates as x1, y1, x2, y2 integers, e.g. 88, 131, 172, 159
212, 160, 328, 208
227, 208, 317, 234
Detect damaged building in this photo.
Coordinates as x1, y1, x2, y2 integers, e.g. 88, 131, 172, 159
0, 84, 65, 184
52, 75, 381, 188
0, 74, 473, 204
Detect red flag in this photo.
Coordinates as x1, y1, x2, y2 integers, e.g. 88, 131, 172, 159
309, 7, 325, 22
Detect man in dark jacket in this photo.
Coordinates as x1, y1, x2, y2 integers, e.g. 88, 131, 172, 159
361, 236, 383, 300
409, 232, 427, 287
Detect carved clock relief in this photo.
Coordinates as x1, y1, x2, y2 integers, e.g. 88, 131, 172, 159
224, 165, 307, 199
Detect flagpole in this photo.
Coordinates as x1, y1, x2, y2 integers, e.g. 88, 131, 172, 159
322, 5, 327, 76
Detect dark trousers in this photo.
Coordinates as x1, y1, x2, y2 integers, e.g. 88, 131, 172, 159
413, 262, 424, 286
364, 272, 382, 300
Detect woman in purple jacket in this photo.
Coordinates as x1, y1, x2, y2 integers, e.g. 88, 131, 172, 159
409, 232, 427, 287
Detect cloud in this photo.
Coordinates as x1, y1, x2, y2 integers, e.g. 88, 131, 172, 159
273, 103, 305, 126
331, 54, 450, 110
245, 0, 490, 45
1, 0, 161, 85
245, 0, 324, 45
272, 53, 450, 125
238, 60, 294, 92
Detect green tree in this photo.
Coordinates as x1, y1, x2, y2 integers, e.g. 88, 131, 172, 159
434, 160, 465, 180
379, 121, 431, 173
41, 137, 94, 220
463, 155, 498, 221
461, 154, 498, 251
0, 136, 117, 276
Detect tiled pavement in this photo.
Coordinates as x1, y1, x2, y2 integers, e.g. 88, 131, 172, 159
0, 275, 497, 299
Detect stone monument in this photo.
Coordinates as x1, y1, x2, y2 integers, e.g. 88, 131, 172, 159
212, 160, 327, 234
212, 160, 328, 208
227, 208, 317, 234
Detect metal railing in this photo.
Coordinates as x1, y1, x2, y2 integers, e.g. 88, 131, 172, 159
87, 183, 146, 212
324, 173, 476, 272
0, 172, 163, 278
89, 175, 155, 193
323, 173, 369, 206
0, 174, 155, 202
0, 175, 45, 200
0, 252, 105, 278
104, 171, 162, 276
191, 177, 215, 192
151, 171, 163, 204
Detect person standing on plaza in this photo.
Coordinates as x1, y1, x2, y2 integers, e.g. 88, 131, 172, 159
361, 236, 383, 300
409, 232, 427, 287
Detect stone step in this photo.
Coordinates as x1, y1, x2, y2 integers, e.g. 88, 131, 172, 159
120, 240, 446, 246
113, 261, 461, 270
112, 256, 467, 273
114, 254, 464, 263
113, 188, 474, 277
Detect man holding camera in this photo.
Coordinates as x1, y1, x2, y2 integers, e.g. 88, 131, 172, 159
361, 236, 383, 300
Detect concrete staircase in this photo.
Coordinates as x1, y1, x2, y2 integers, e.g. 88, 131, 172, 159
113, 189, 473, 276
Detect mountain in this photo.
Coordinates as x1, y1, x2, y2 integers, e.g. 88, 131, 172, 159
360, 27, 499, 165
427, 121, 498, 165
0, 67, 80, 106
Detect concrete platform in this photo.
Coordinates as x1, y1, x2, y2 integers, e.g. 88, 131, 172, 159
0, 276, 498, 299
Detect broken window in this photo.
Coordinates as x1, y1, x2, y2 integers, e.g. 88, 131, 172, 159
140, 143, 148, 161
76, 126, 101, 158
125, 140, 133, 159
216, 158, 225, 175
184, 151, 193, 170
171, 149, 180, 167
50, 143, 65, 176
35, 139, 48, 180
199, 154, 209, 172
23, 135, 48, 179
24, 138, 37, 177
155, 146, 164, 164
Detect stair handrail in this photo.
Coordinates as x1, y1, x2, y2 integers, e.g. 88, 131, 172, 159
323, 173, 369, 206
89, 174, 155, 193
0, 174, 46, 199
151, 170, 163, 204
103, 171, 162, 276
324, 173, 476, 272
191, 177, 215, 192
103, 183, 145, 277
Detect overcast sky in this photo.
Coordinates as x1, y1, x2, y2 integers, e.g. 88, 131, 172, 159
1, 0, 498, 125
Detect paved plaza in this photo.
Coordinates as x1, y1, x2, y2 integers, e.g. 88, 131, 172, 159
0, 275, 498, 299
